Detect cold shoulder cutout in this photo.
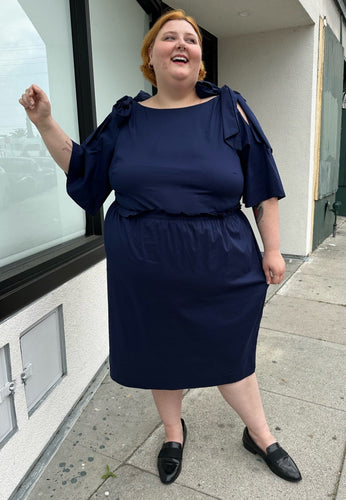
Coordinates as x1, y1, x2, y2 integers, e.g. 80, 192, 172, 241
196, 81, 272, 152
196, 81, 285, 207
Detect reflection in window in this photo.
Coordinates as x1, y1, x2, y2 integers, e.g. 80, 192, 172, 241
0, 0, 84, 267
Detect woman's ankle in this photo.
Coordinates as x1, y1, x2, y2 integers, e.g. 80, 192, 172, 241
164, 420, 184, 444
247, 426, 276, 453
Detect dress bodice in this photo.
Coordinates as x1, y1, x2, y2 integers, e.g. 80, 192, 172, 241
67, 81, 285, 216
110, 96, 244, 217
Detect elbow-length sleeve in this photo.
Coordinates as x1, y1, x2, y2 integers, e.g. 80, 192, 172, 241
67, 112, 117, 215
66, 93, 150, 215
66, 98, 130, 215
235, 95, 285, 208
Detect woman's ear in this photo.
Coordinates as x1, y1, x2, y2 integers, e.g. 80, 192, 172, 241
148, 46, 153, 64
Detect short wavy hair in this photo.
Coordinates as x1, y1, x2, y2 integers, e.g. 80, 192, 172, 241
140, 9, 206, 87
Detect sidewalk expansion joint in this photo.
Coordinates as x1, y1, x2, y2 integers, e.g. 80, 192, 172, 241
260, 388, 346, 413
274, 294, 346, 308
260, 326, 346, 347
110, 463, 225, 500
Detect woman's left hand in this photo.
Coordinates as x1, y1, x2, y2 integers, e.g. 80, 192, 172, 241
262, 249, 286, 285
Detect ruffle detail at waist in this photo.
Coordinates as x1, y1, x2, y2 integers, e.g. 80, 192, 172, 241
113, 203, 241, 218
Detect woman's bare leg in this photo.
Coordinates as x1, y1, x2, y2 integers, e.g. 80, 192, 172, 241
152, 389, 184, 444
218, 373, 275, 452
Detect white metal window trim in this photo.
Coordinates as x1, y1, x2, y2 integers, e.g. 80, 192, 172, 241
0, 344, 17, 448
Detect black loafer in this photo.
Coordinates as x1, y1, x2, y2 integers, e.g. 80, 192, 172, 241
242, 427, 302, 482
157, 418, 187, 484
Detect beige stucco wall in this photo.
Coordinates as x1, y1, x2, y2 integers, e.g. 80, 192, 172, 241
219, 25, 316, 255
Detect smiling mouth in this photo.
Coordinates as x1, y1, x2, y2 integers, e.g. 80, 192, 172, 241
171, 56, 188, 63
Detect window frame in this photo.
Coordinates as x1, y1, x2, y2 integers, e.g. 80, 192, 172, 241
0, 0, 104, 322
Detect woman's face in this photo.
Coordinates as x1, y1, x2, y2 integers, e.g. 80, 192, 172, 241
149, 20, 202, 87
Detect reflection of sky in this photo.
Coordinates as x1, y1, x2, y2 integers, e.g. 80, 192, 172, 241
0, 0, 49, 135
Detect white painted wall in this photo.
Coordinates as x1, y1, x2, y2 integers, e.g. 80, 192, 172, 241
299, 0, 344, 46
0, 262, 108, 500
219, 25, 316, 256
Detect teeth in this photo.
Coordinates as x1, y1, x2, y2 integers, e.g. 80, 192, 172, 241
172, 57, 188, 63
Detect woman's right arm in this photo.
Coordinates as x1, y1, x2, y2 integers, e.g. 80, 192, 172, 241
19, 84, 72, 173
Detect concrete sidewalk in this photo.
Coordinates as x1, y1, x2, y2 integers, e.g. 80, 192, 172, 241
22, 219, 346, 500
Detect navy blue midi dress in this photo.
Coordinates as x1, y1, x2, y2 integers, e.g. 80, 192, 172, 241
67, 81, 285, 390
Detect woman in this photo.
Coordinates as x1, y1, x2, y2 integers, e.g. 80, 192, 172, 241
20, 9, 301, 485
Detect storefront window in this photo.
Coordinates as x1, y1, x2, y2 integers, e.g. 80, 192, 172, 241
89, 0, 151, 214
0, 0, 84, 267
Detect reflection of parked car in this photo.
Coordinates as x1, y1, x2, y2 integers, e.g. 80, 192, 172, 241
0, 166, 11, 209
0, 157, 57, 201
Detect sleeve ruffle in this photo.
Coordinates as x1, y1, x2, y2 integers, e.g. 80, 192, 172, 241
238, 114, 285, 207
219, 85, 285, 207
66, 93, 149, 215
67, 111, 115, 215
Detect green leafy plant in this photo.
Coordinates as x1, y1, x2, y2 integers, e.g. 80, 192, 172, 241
101, 465, 117, 479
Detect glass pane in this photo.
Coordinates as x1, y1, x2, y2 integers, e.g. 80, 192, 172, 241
89, 0, 151, 215
0, 0, 85, 267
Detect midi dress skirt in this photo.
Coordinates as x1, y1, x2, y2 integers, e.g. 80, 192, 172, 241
67, 82, 285, 390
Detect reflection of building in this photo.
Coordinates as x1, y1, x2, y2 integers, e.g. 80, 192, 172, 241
0, 135, 46, 157
0, 1, 345, 498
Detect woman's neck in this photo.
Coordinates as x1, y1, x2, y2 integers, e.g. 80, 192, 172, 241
148, 82, 202, 109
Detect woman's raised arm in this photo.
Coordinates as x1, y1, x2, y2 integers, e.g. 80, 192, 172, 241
19, 84, 72, 173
